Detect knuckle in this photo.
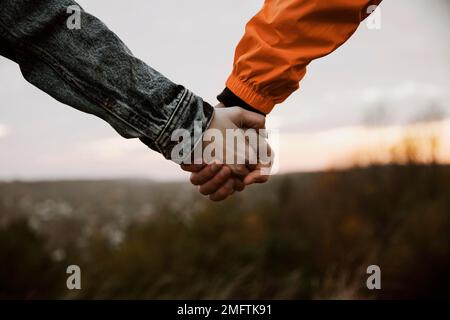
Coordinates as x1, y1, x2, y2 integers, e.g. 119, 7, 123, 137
220, 166, 231, 177
233, 165, 246, 176
199, 187, 210, 196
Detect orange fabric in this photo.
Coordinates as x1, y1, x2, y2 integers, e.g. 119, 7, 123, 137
227, 0, 383, 114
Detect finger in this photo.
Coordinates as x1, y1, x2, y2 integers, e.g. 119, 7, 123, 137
190, 163, 223, 186
233, 177, 245, 192
209, 178, 235, 202
181, 163, 206, 173
199, 166, 232, 195
230, 107, 266, 129
243, 169, 270, 186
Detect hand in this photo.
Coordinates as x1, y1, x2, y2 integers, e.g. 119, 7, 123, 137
181, 105, 273, 201
181, 162, 246, 201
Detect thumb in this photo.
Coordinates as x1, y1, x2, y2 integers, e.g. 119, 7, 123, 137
230, 107, 266, 129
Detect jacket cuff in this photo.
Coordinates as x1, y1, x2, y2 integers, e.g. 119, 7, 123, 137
217, 87, 266, 116
141, 89, 214, 161
225, 74, 275, 114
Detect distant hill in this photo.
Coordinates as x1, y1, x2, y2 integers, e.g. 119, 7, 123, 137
0, 164, 449, 299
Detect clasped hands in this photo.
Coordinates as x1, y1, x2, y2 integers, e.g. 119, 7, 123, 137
181, 104, 273, 201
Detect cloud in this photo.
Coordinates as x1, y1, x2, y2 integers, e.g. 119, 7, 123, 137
278, 118, 450, 173
279, 81, 450, 134
362, 82, 449, 104
82, 137, 143, 159
318, 82, 449, 109
26, 136, 184, 181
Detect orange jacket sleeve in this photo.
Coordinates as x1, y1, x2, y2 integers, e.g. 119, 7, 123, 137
223, 0, 382, 114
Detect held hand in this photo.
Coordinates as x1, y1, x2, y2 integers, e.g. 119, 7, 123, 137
181, 163, 245, 201
181, 105, 273, 201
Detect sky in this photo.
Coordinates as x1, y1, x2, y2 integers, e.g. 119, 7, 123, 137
0, 0, 449, 181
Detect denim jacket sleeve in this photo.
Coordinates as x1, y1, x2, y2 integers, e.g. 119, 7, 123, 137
0, 0, 214, 160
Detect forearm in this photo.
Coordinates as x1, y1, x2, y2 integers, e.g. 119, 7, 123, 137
219, 0, 383, 114
0, 0, 213, 159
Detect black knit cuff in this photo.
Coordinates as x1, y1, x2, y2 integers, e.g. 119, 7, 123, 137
217, 87, 265, 116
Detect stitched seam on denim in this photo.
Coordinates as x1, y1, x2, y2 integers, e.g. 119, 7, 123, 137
0, 20, 175, 141
154, 89, 190, 154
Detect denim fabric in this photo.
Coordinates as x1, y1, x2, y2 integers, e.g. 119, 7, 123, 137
0, 0, 214, 160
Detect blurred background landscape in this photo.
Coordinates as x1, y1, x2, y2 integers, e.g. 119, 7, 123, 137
0, 0, 449, 299
1, 133, 449, 299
